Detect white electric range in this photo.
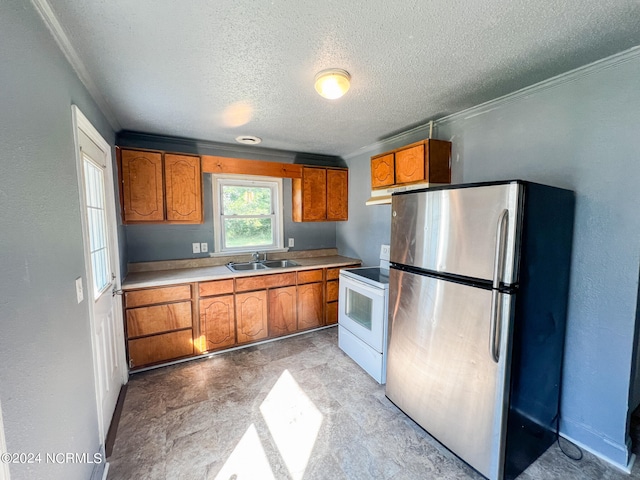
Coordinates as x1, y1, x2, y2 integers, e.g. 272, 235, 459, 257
338, 245, 390, 384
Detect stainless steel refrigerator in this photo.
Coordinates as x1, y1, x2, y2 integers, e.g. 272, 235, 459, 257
385, 180, 574, 480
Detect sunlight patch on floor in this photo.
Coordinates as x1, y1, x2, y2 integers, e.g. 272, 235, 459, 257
260, 369, 324, 480
213, 424, 275, 480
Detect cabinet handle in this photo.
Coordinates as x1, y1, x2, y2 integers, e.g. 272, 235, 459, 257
489, 209, 508, 363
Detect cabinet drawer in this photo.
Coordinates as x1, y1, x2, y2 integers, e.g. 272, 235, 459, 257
235, 272, 296, 292
326, 268, 341, 280
326, 280, 339, 302
326, 302, 338, 325
199, 279, 234, 297
125, 285, 191, 308
126, 302, 192, 338
297, 269, 323, 284
128, 329, 193, 368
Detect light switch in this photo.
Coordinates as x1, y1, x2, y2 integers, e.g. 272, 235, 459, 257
192, 243, 201, 253
75, 277, 84, 303
200, 242, 208, 253
288, 238, 295, 247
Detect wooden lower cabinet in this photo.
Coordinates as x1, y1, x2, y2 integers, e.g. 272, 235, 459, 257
128, 329, 193, 367
124, 265, 363, 370
326, 302, 338, 325
297, 282, 323, 330
236, 290, 268, 343
126, 302, 192, 337
199, 295, 235, 353
269, 286, 297, 336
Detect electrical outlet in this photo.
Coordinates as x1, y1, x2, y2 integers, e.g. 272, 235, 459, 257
288, 238, 295, 247
380, 244, 390, 261
75, 277, 84, 304
200, 242, 208, 253
192, 242, 201, 254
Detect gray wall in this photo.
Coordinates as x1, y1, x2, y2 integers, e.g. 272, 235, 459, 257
337, 50, 640, 467
0, 2, 115, 479
118, 134, 337, 263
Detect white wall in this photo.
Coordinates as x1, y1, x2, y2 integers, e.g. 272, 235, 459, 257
337, 48, 640, 468
0, 1, 115, 478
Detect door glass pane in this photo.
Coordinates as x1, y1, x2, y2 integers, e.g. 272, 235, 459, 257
83, 156, 110, 298
346, 288, 373, 331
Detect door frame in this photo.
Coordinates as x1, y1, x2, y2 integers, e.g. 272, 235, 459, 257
71, 105, 128, 443
0, 398, 9, 480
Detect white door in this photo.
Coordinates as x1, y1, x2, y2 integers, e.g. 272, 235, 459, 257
73, 106, 127, 444
0, 398, 9, 480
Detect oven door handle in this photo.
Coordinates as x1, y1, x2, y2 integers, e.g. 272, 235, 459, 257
339, 275, 387, 296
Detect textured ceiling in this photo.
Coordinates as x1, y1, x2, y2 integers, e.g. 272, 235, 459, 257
45, 0, 640, 156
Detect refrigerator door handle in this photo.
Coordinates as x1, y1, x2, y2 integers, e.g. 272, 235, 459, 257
489, 209, 509, 362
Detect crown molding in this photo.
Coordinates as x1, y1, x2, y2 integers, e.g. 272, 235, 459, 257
344, 45, 640, 160
30, 0, 121, 131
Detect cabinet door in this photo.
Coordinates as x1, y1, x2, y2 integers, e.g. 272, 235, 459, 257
297, 282, 323, 330
268, 286, 297, 337
199, 295, 236, 352
371, 153, 395, 188
326, 280, 339, 303
120, 149, 164, 222
326, 169, 348, 221
236, 290, 268, 343
395, 143, 425, 184
302, 167, 327, 221
165, 154, 202, 223
325, 302, 338, 325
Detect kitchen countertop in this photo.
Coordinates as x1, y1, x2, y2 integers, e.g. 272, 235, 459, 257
122, 254, 361, 290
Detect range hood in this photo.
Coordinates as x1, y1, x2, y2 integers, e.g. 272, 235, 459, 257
366, 182, 444, 205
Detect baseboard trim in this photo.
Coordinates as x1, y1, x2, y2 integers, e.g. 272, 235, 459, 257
105, 384, 128, 458
559, 432, 635, 473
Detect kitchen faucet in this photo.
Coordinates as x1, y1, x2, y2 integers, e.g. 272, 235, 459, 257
251, 251, 267, 262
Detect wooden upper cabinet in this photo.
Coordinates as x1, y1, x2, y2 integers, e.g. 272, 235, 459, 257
120, 149, 164, 222
371, 153, 395, 189
371, 139, 452, 191
298, 166, 327, 221
326, 168, 348, 221
293, 166, 348, 222
165, 154, 202, 223
119, 148, 203, 224
395, 143, 425, 184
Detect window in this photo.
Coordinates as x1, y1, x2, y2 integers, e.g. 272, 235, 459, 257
82, 155, 111, 298
213, 176, 283, 253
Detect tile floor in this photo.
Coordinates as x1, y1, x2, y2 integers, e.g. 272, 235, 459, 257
108, 327, 640, 480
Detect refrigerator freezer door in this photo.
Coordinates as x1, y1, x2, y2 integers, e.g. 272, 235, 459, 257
385, 268, 513, 480
390, 183, 522, 285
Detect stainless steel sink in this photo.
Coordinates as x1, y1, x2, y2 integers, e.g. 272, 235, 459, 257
262, 259, 299, 269
227, 259, 299, 272
227, 262, 267, 272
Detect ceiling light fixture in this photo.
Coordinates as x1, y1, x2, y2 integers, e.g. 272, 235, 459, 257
314, 68, 351, 100
235, 135, 262, 145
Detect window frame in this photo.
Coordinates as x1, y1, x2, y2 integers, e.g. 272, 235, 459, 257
212, 175, 284, 254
